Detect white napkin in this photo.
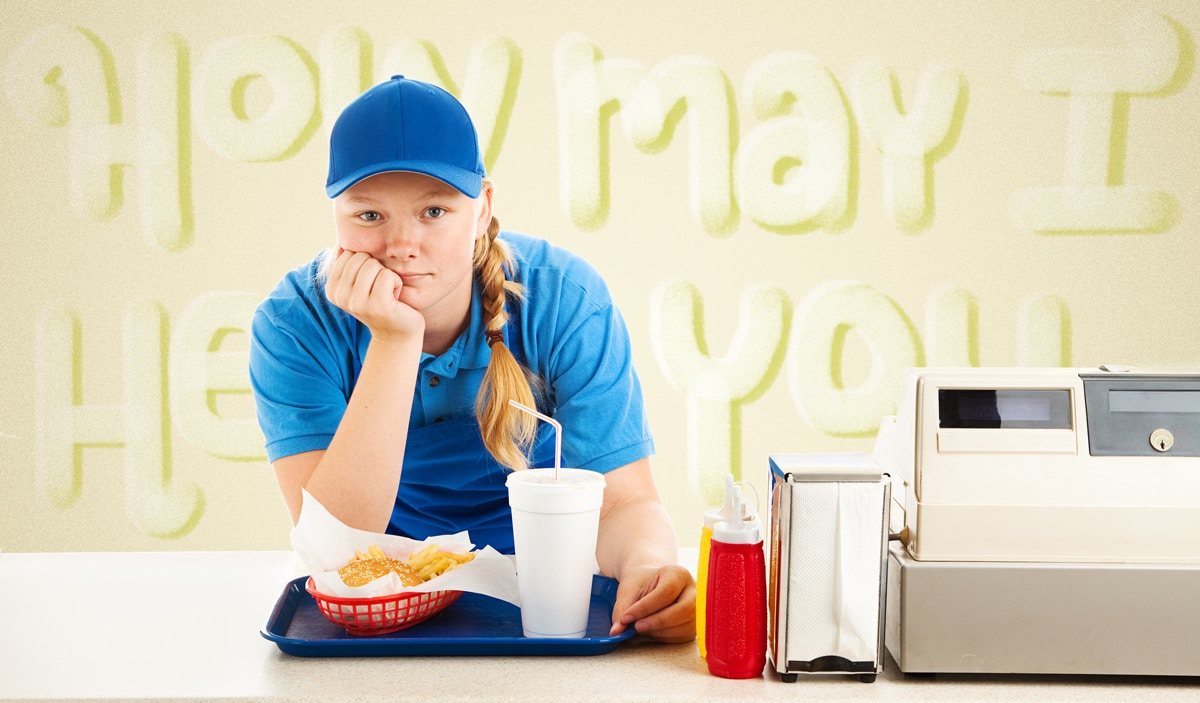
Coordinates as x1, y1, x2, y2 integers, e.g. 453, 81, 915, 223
291, 489, 521, 605
787, 480, 885, 663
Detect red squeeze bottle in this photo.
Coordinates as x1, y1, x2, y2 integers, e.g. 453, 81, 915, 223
704, 492, 766, 679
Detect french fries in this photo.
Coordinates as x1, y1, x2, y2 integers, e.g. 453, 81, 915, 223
406, 543, 476, 581
351, 544, 389, 562
348, 543, 474, 582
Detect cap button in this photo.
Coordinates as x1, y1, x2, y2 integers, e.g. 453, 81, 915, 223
391, 74, 405, 81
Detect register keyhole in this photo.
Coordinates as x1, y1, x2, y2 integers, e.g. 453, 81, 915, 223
1150, 428, 1174, 452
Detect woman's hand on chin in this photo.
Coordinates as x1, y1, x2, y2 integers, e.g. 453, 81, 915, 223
325, 249, 424, 343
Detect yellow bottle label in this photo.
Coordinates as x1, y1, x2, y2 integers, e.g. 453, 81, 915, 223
696, 526, 713, 659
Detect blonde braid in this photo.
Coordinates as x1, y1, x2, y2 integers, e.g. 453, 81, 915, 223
474, 215, 540, 471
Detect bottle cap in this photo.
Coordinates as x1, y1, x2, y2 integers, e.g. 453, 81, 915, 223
712, 492, 760, 544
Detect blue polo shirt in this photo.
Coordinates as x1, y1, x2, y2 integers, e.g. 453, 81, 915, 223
249, 230, 654, 476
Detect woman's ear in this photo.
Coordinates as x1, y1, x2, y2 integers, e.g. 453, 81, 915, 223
476, 182, 494, 239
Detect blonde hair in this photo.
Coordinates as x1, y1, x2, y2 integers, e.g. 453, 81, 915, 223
472, 213, 541, 471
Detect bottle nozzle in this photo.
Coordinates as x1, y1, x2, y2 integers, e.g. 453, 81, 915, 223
704, 474, 739, 528
713, 491, 760, 544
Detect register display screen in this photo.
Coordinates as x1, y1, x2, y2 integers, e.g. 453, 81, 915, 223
938, 389, 1072, 429
1109, 389, 1200, 413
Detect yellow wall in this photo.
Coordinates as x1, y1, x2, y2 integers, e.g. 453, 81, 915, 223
3, 0, 1198, 551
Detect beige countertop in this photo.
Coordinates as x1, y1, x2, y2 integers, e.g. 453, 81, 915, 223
0, 549, 1196, 702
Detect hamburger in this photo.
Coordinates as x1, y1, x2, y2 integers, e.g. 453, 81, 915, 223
337, 556, 425, 588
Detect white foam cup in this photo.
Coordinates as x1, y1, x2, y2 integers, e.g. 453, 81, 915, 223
506, 468, 606, 638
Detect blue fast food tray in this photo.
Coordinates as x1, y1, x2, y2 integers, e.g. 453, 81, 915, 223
261, 574, 634, 656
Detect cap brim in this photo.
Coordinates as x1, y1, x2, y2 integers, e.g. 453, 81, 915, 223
326, 161, 483, 199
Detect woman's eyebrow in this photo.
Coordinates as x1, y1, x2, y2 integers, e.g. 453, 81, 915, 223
342, 193, 381, 205
417, 186, 456, 201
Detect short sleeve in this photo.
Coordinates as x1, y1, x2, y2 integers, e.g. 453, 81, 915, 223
248, 261, 364, 462
513, 237, 654, 473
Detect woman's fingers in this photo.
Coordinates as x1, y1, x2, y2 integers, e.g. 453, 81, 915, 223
325, 250, 420, 340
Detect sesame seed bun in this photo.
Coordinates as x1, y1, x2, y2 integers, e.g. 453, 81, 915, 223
337, 557, 425, 588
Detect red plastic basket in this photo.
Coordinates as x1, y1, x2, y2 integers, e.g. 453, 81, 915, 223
305, 578, 462, 636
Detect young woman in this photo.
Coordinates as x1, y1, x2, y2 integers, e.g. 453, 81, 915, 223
249, 75, 695, 643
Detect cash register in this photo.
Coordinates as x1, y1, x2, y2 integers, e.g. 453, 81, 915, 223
875, 366, 1200, 676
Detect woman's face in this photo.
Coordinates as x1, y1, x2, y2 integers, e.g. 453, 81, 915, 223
333, 170, 491, 323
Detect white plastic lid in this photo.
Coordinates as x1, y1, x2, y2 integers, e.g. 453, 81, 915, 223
712, 493, 760, 544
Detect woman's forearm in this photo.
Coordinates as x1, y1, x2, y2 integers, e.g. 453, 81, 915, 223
281, 337, 422, 532
597, 499, 679, 580
594, 459, 679, 579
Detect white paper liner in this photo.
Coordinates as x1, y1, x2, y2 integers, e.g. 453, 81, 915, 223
291, 489, 520, 605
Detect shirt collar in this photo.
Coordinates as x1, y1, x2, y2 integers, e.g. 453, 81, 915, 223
419, 281, 491, 375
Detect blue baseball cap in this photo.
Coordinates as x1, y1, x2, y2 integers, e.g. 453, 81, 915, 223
326, 75, 485, 199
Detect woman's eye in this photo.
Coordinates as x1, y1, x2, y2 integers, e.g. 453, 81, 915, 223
424, 206, 446, 219
357, 211, 382, 222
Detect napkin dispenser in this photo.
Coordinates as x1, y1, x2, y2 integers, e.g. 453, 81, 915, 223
767, 453, 891, 683
884, 366, 1200, 563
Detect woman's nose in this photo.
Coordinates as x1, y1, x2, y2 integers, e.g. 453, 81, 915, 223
384, 222, 418, 259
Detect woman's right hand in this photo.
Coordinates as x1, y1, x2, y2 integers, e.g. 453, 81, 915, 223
325, 249, 425, 343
